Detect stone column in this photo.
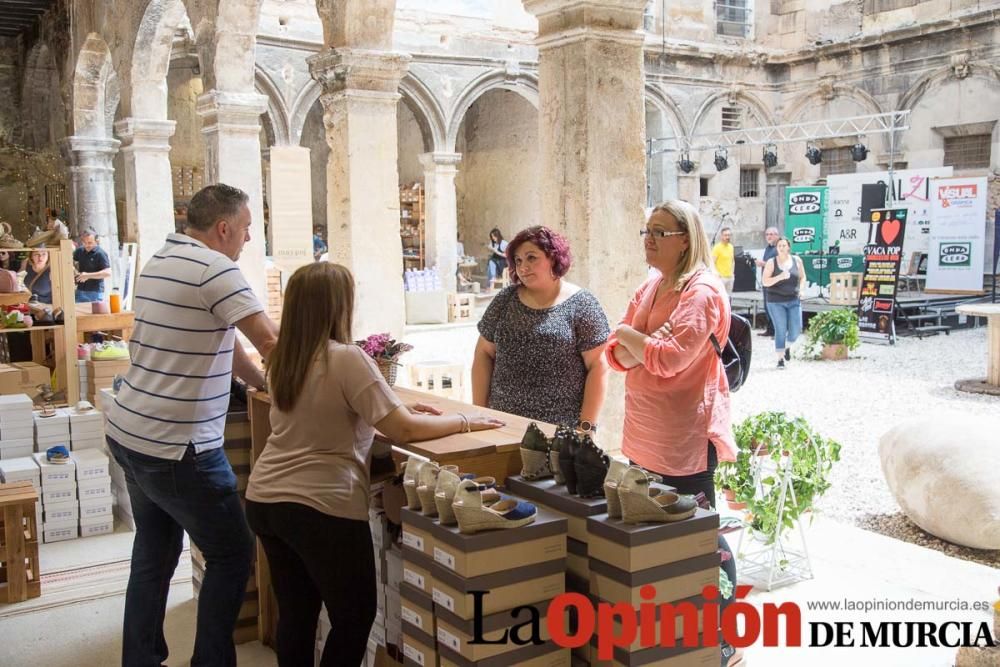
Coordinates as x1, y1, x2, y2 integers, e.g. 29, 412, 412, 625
196, 91, 269, 302
308, 49, 410, 337
523, 0, 649, 447
419, 152, 461, 293
114, 119, 176, 273
62, 136, 121, 249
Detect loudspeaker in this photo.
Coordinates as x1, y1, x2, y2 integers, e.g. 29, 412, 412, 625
734, 254, 756, 292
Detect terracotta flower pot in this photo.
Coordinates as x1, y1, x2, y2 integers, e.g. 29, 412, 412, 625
821, 343, 848, 360
723, 488, 736, 502
727, 499, 748, 510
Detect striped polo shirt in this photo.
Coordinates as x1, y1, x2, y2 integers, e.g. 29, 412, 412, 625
106, 233, 263, 460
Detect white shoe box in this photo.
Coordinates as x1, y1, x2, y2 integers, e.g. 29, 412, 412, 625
368, 611, 386, 647
79, 495, 113, 519
41, 481, 77, 505
72, 449, 109, 480
78, 475, 111, 501
70, 421, 105, 438
0, 394, 35, 420
44, 499, 79, 523
97, 389, 116, 414
33, 453, 76, 484
1, 443, 35, 460
0, 456, 40, 487
43, 519, 78, 543
80, 514, 114, 537
34, 408, 70, 428
71, 436, 105, 451
2, 425, 35, 441
36, 434, 71, 449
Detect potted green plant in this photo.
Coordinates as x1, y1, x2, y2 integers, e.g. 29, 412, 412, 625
804, 308, 860, 360
716, 412, 842, 544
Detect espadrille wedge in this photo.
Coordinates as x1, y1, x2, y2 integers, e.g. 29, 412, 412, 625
417, 462, 458, 516
519, 422, 552, 480
558, 431, 582, 494
402, 457, 426, 510
619, 479, 697, 524
604, 461, 664, 519
452, 479, 537, 534
548, 426, 574, 484
435, 471, 498, 525
574, 435, 610, 498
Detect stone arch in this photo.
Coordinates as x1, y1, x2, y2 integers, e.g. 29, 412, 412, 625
72, 33, 117, 138
897, 62, 1000, 113
690, 88, 776, 136
130, 0, 190, 119
445, 70, 539, 153
288, 79, 321, 146
644, 83, 687, 140
255, 65, 290, 146
784, 82, 884, 123
399, 73, 447, 153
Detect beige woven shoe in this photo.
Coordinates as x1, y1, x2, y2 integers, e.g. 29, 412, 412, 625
618, 466, 695, 524
605, 461, 663, 519
435, 471, 498, 525
402, 457, 426, 511
452, 480, 537, 534
416, 462, 457, 517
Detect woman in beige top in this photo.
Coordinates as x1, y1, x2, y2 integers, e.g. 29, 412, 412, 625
246, 263, 502, 667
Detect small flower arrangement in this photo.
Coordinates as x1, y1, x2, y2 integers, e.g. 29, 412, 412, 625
356, 333, 413, 362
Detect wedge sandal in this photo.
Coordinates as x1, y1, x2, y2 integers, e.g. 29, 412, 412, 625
519, 423, 551, 480
548, 426, 574, 484
618, 466, 696, 524
573, 434, 609, 498
604, 461, 663, 519
434, 471, 497, 525
416, 462, 458, 517
402, 457, 426, 510
453, 479, 537, 534
557, 431, 582, 494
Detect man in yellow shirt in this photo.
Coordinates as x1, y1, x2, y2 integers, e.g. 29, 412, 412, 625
712, 227, 735, 293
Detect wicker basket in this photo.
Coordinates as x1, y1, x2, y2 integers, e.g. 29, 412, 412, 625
377, 357, 399, 386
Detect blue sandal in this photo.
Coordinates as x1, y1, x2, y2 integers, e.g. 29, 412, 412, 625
46, 445, 70, 465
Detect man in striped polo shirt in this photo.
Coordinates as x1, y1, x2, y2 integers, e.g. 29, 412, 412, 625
106, 184, 278, 667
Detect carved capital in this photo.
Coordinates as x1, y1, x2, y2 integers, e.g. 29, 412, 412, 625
951, 52, 972, 80
308, 48, 410, 96
817, 76, 837, 101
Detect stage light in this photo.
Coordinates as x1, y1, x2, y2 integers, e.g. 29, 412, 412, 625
805, 145, 822, 165
713, 147, 729, 172
677, 151, 695, 174
762, 144, 778, 168
851, 142, 869, 162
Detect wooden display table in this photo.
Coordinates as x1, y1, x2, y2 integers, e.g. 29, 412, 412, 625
76, 311, 135, 342
955, 303, 1000, 395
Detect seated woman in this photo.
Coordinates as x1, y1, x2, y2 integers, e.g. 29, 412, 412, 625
245, 262, 503, 667
25, 250, 52, 304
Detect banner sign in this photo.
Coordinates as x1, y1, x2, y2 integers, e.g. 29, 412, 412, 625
858, 207, 908, 341
926, 177, 987, 293
827, 167, 952, 257
785, 187, 827, 254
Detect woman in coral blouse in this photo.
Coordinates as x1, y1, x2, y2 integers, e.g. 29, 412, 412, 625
605, 200, 743, 667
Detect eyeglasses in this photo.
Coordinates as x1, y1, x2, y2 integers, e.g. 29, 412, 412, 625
640, 229, 686, 239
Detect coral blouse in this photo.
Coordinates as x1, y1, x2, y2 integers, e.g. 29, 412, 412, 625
606, 270, 736, 476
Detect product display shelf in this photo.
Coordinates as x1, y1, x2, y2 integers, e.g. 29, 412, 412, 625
400, 184, 425, 270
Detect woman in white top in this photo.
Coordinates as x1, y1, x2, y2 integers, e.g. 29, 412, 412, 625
486, 227, 508, 283
761, 237, 807, 369
245, 262, 502, 667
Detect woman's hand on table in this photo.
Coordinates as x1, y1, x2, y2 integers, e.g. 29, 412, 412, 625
408, 403, 442, 415
466, 414, 505, 432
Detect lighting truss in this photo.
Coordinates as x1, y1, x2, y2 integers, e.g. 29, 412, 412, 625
647, 111, 910, 155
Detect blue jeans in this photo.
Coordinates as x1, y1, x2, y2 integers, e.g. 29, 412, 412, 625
107, 438, 254, 667
487, 257, 506, 281
766, 299, 803, 351
76, 290, 103, 303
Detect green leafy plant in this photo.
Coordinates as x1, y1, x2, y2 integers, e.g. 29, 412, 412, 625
715, 411, 842, 544
804, 308, 860, 358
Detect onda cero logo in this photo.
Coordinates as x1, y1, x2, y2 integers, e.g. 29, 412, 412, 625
837, 258, 853, 269
789, 193, 821, 215
939, 243, 971, 267
792, 227, 815, 244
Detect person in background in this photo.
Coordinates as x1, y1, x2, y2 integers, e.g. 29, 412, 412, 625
313, 225, 328, 262
761, 237, 806, 369
755, 226, 779, 336
485, 228, 508, 284
472, 225, 610, 431
606, 199, 741, 667
711, 226, 736, 294
25, 250, 52, 304
73, 229, 112, 303
105, 183, 279, 667
246, 262, 502, 667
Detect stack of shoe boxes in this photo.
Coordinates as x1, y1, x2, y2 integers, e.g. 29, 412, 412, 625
86, 359, 131, 405
93, 388, 135, 530
68, 405, 105, 451
72, 448, 113, 537
0, 395, 36, 459
581, 509, 720, 665
33, 452, 78, 542
77, 360, 89, 404
0, 456, 42, 529
401, 503, 571, 667
34, 408, 71, 453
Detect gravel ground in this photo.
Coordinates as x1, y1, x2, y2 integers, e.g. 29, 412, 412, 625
736, 324, 999, 568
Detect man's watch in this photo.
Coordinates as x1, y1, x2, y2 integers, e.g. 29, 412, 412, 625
578, 420, 598, 434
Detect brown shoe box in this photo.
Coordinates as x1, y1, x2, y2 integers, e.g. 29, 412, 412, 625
505, 475, 607, 543
567, 537, 589, 581
435, 598, 559, 663
402, 547, 436, 597
585, 591, 708, 653
586, 509, 718, 572
401, 581, 437, 641
438, 640, 570, 667
430, 558, 566, 621
402, 505, 567, 579
402, 625, 439, 667
588, 553, 719, 607
583, 638, 718, 666
402, 509, 437, 559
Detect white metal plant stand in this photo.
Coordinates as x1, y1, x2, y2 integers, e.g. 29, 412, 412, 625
734, 446, 815, 591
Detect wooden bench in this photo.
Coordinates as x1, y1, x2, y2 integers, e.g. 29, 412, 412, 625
0, 481, 41, 603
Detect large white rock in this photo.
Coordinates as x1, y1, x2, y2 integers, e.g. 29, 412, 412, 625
879, 414, 1000, 550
